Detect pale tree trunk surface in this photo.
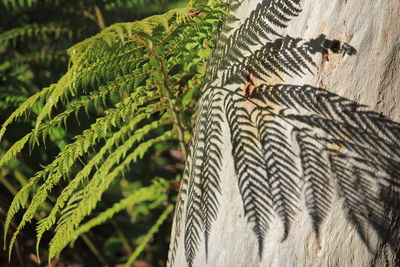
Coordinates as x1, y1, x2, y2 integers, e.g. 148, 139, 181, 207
168, 0, 400, 266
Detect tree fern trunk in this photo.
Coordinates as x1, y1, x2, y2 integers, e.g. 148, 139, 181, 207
168, 0, 400, 266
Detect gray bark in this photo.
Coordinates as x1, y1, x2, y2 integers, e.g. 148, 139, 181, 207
168, 0, 400, 266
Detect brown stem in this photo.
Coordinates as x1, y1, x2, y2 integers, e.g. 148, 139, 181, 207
169, 104, 188, 158
94, 5, 106, 30
81, 234, 110, 266
147, 48, 188, 157
126, 35, 188, 157
0, 171, 17, 196
111, 219, 133, 255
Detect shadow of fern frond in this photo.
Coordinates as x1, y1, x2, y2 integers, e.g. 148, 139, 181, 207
182, 81, 400, 263
255, 108, 299, 242
224, 91, 273, 256
183, 85, 224, 266
183, 91, 211, 267
200, 89, 224, 256
221, 36, 316, 86
248, 84, 400, 251
294, 128, 332, 238
211, 0, 302, 75
222, 34, 354, 87
167, 142, 192, 266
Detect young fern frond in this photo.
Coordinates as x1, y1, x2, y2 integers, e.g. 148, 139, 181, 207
3, 1, 225, 261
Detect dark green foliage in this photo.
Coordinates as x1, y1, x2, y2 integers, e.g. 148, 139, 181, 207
1, 0, 226, 265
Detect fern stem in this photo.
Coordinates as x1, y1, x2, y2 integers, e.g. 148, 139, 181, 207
13, 170, 27, 187
171, 108, 188, 157
94, 4, 106, 30
110, 219, 133, 255
81, 234, 110, 266
0, 171, 17, 196
147, 46, 188, 157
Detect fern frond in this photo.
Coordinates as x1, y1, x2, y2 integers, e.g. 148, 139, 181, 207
34, 109, 170, 251
48, 130, 174, 259
69, 7, 191, 56
34, 73, 74, 133
0, 134, 31, 168
143, 7, 192, 31
3, 1, 225, 261
5, 95, 167, 253
0, 88, 47, 142
73, 178, 170, 238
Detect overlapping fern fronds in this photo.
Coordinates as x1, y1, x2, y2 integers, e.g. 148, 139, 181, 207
2, 1, 225, 261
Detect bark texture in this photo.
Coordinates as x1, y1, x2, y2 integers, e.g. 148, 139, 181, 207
168, 0, 400, 266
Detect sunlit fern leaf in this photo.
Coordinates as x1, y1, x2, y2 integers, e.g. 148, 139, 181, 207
35, 109, 171, 252
6, 94, 167, 252
72, 178, 170, 238
48, 130, 175, 259
32, 8, 194, 133
0, 89, 49, 142
0, 134, 31, 168
3, 3, 226, 261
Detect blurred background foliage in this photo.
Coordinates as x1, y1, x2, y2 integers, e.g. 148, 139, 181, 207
0, 0, 223, 266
